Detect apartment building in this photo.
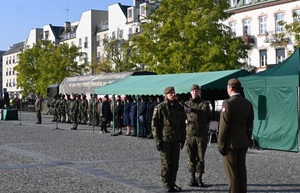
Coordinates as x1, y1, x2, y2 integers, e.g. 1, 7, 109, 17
225, 0, 299, 71
1, 42, 24, 97
0, 50, 5, 95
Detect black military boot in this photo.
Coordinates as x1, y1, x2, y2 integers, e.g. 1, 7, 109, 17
197, 172, 205, 187
188, 172, 198, 187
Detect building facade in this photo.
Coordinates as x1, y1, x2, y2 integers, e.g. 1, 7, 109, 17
225, 0, 299, 71
2, 0, 298, 97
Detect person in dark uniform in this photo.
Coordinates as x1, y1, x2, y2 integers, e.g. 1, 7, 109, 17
184, 84, 211, 187
218, 78, 254, 193
146, 95, 157, 139
34, 92, 42, 124
152, 86, 186, 192
138, 95, 148, 138
114, 99, 124, 135
100, 95, 111, 134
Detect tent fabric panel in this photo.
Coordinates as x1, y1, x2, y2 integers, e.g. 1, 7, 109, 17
94, 69, 250, 96
240, 75, 299, 88
243, 87, 299, 152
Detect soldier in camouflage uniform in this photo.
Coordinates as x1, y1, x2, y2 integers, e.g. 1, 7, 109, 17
51, 95, 58, 122
184, 84, 211, 187
59, 94, 66, 123
65, 94, 72, 123
77, 94, 82, 124
88, 94, 93, 126
81, 95, 88, 125
152, 86, 186, 192
71, 94, 79, 130
55, 94, 62, 122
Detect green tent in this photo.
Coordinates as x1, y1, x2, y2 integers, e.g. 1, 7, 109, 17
94, 69, 250, 100
239, 48, 300, 152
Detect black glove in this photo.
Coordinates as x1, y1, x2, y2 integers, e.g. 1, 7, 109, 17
180, 141, 185, 150
218, 148, 227, 156
156, 141, 163, 151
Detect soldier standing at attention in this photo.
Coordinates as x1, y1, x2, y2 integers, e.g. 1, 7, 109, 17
35, 92, 42, 124
152, 86, 186, 192
65, 94, 72, 123
218, 78, 254, 193
184, 84, 211, 187
71, 94, 79, 130
81, 94, 88, 125
59, 94, 66, 123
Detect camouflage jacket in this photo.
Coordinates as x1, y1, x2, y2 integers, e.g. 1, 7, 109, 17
152, 99, 186, 143
185, 97, 211, 138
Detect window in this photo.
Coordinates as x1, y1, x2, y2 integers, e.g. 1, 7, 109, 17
140, 5, 146, 15
45, 31, 49, 40
229, 22, 236, 36
96, 35, 100, 47
229, 0, 237, 7
275, 13, 285, 33
128, 9, 133, 19
79, 38, 82, 46
243, 19, 251, 35
118, 30, 123, 39
84, 37, 88, 48
293, 10, 300, 22
112, 31, 116, 39
276, 48, 285, 63
244, 0, 252, 4
259, 16, 267, 34
259, 49, 267, 67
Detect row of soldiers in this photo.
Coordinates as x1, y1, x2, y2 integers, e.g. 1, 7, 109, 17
51, 93, 102, 130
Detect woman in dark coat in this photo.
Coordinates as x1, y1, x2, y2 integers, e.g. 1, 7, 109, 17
115, 99, 124, 135
129, 96, 138, 136
123, 95, 132, 136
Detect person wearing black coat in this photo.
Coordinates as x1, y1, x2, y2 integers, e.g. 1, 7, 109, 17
146, 95, 157, 139
138, 95, 148, 138
115, 99, 124, 135
100, 95, 112, 134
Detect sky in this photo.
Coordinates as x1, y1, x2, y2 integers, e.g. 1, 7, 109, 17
0, 0, 133, 50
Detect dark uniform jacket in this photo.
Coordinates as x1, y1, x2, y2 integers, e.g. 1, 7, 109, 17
152, 100, 186, 143
218, 94, 254, 149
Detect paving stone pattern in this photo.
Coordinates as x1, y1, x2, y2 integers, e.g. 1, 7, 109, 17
0, 111, 300, 193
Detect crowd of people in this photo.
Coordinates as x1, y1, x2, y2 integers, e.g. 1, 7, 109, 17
47, 92, 165, 137
31, 79, 253, 193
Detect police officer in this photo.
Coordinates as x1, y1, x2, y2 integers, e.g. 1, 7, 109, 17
152, 86, 186, 192
185, 84, 211, 187
218, 78, 254, 193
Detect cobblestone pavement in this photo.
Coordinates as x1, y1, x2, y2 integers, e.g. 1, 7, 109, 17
0, 111, 300, 193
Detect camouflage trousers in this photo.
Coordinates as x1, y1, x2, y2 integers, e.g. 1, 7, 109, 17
186, 136, 207, 173
160, 142, 181, 186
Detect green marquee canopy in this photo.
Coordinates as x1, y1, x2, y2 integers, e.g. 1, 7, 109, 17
94, 69, 250, 100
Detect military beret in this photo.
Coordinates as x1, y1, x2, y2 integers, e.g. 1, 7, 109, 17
190, 84, 200, 91
164, 86, 175, 94
228, 78, 241, 87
